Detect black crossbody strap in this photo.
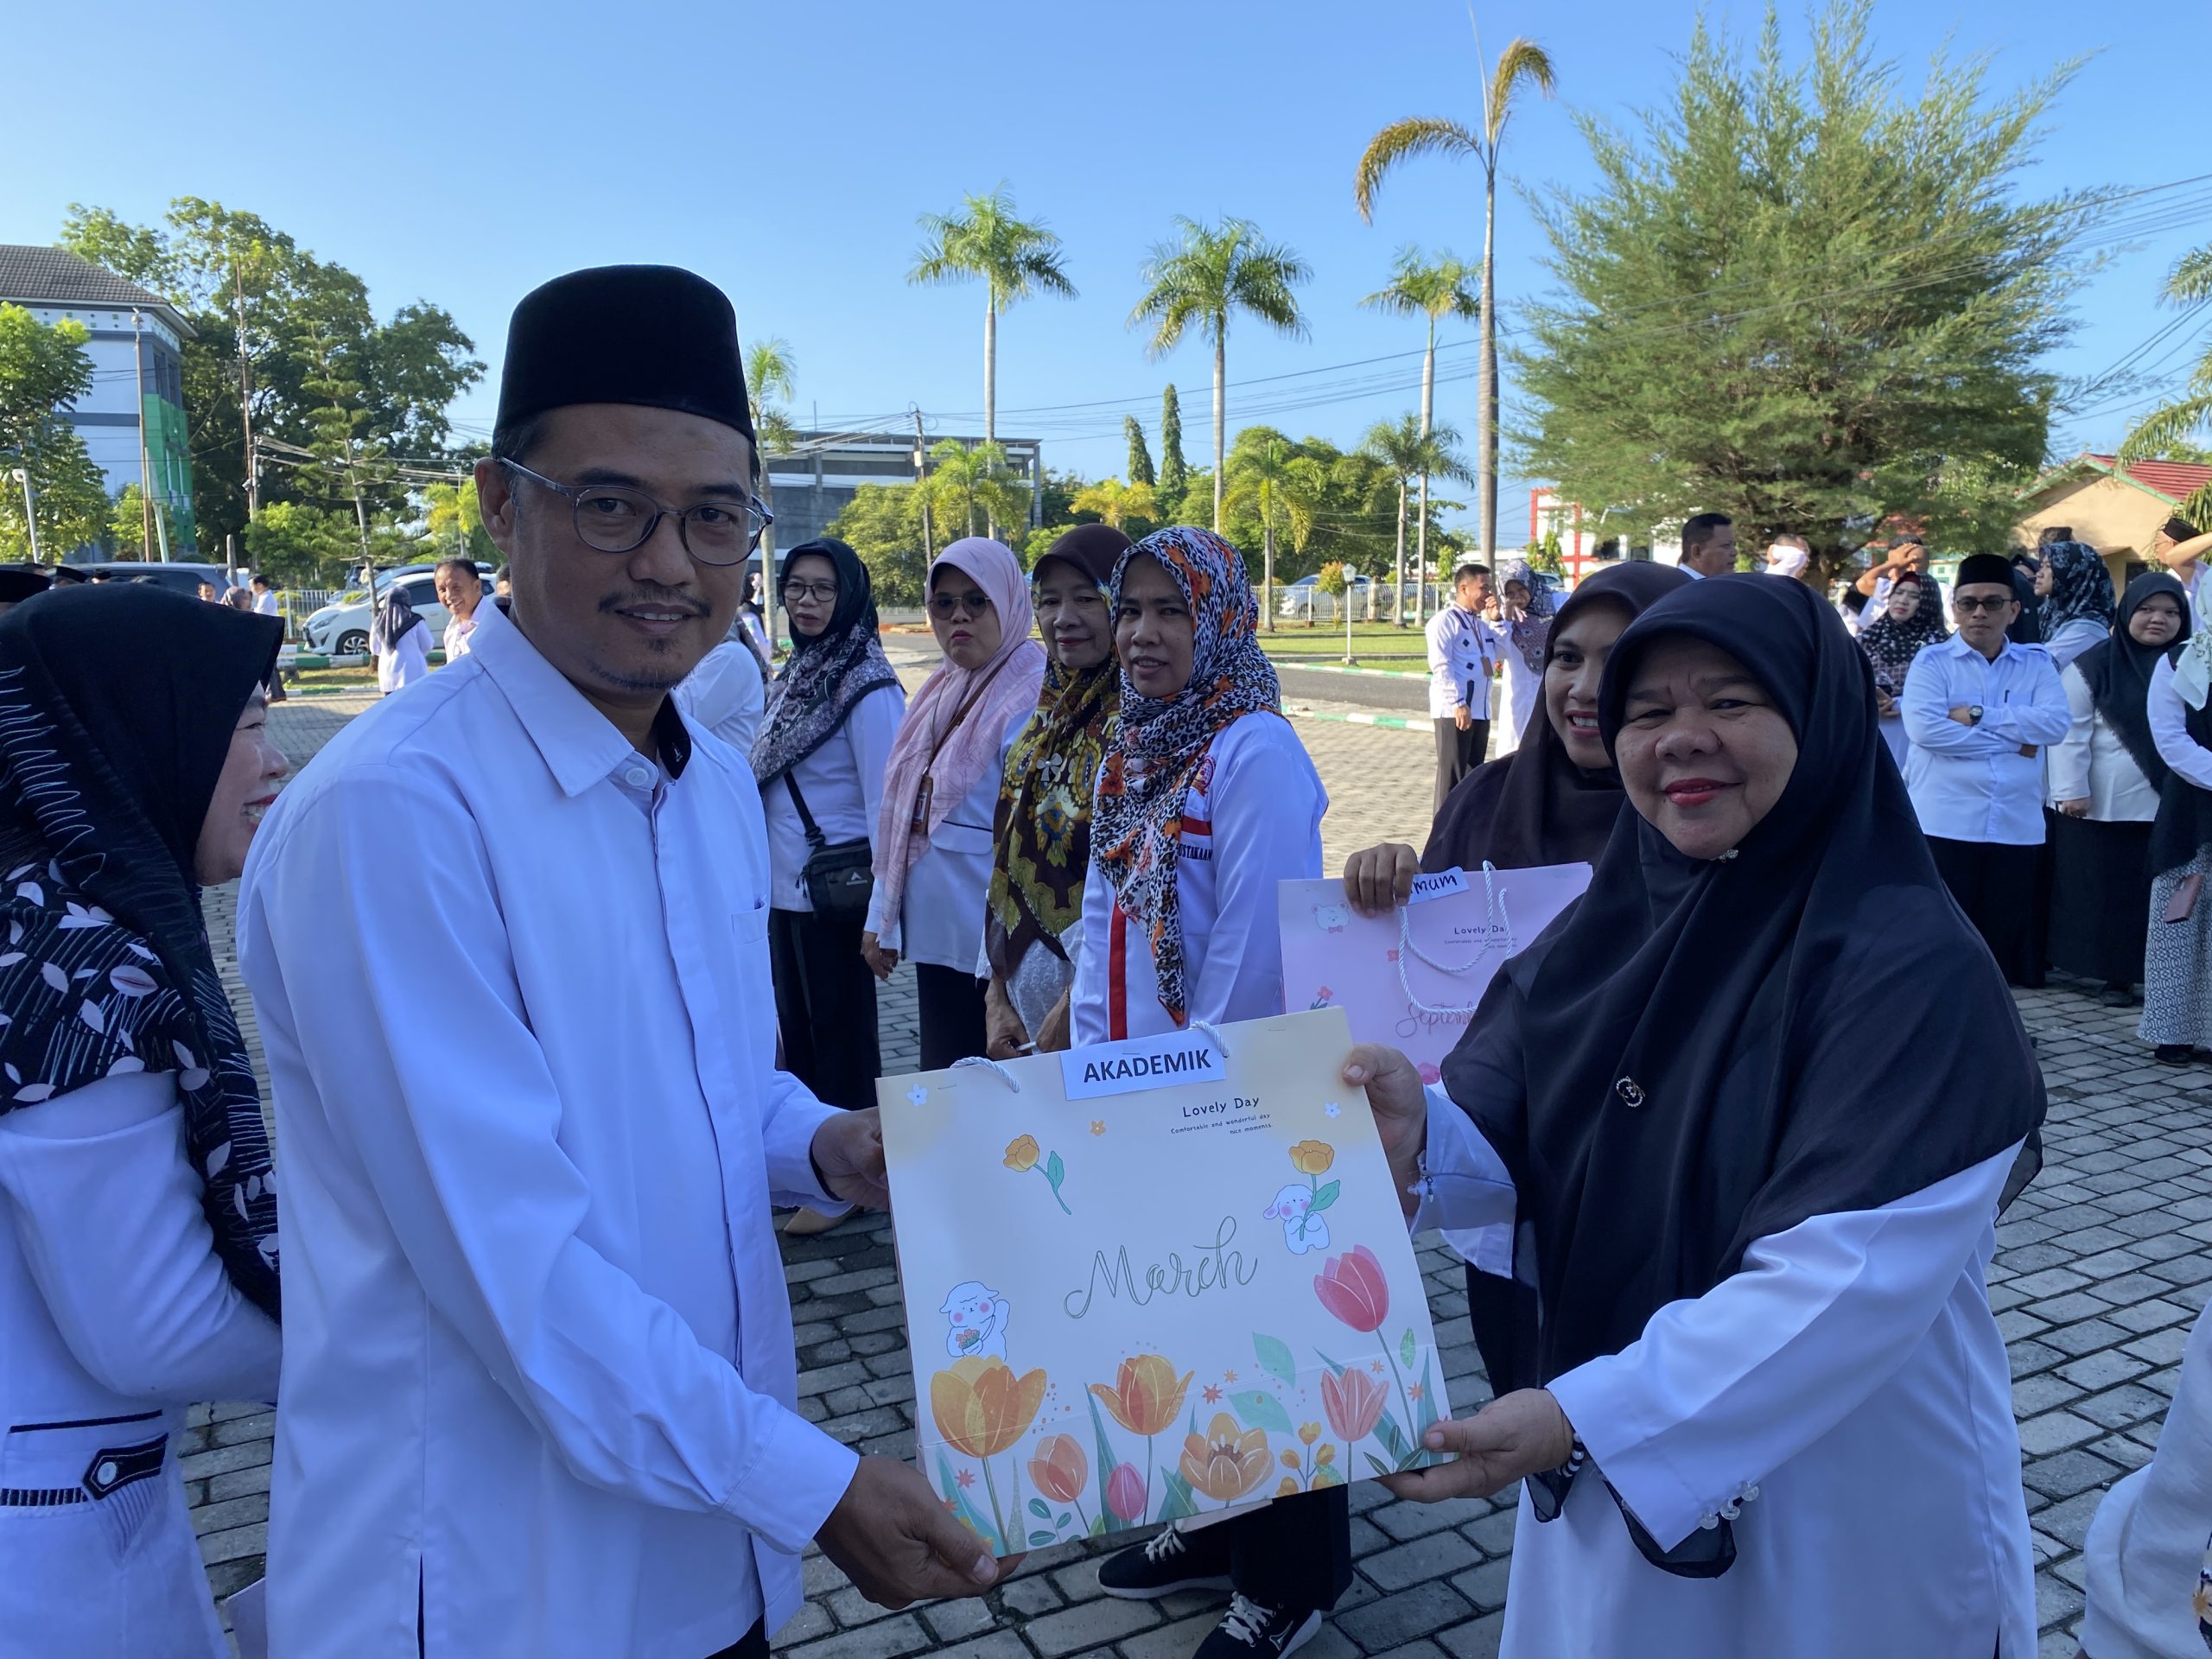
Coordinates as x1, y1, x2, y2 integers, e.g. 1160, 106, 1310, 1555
783, 772, 830, 855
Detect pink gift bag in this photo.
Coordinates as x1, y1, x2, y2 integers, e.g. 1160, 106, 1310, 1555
1275, 863, 1592, 1082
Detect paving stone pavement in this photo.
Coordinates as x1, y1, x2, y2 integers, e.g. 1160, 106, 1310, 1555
185, 688, 2198, 1656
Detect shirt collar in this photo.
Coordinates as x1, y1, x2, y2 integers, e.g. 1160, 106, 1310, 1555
1939, 630, 2022, 665
469, 600, 694, 797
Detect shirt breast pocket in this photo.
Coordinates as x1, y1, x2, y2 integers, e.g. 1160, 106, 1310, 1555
931, 819, 995, 859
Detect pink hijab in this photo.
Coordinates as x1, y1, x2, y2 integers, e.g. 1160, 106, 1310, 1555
873, 537, 1046, 931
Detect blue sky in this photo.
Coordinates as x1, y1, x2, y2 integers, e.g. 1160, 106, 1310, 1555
6, 0, 2208, 527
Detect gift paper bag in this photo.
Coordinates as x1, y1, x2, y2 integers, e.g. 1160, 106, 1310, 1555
1277, 864, 1592, 1083
879, 1007, 1452, 1556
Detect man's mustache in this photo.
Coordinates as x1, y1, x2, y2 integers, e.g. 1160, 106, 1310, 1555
597, 588, 711, 617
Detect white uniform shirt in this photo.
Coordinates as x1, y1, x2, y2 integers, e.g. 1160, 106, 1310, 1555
442, 609, 483, 660
676, 639, 768, 758
238, 601, 856, 1658
1426, 606, 1500, 721
2149, 654, 2212, 792
763, 683, 906, 913
1899, 633, 2069, 844
253, 588, 280, 616
1414, 1096, 2033, 1657
2050, 662, 2157, 822
2042, 617, 2107, 674
372, 624, 431, 695
1070, 714, 1325, 1043
866, 706, 1028, 971
0, 1071, 281, 1658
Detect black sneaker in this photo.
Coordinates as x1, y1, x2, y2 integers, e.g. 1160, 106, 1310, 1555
1193, 1594, 1325, 1659
2101, 984, 2137, 1008
1097, 1524, 1233, 1599
2158, 1045, 2193, 1065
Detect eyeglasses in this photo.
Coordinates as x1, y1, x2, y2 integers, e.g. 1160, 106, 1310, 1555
1954, 594, 2015, 613
782, 581, 837, 604
499, 459, 771, 566
927, 589, 993, 620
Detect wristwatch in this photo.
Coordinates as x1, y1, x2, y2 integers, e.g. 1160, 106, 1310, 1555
1968, 705, 1984, 725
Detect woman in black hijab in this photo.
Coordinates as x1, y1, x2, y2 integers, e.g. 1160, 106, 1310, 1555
1341, 560, 1689, 1396
2047, 575, 2186, 1007
1346, 575, 2041, 1656
0, 585, 285, 1655
750, 537, 907, 1141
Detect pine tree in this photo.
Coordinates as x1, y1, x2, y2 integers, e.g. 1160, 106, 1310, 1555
1516, 1, 2100, 568
1159, 385, 1188, 513
1125, 415, 1156, 486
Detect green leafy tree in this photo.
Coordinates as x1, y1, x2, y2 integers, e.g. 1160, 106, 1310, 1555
1070, 476, 1158, 533
1360, 248, 1480, 598
746, 337, 799, 454
827, 483, 932, 604
1531, 526, 1566, 576
243, 499, 359, 587
1357, 35, 1556, 558
0, 306, 110, 556
1158, 385, 1189, 516
1131, 218, 1310, 532
1361, 414, 1474, 623
1512, 2, 2097, 572
909, 187, 1077, 453
59, 200, 481, 555
2120, 243, 2212, 524
110, 485, 153, 558
423, 479, 496, 563
1125, 415, 1155, 486
926, 440, 1030, 539
1224, 429, 1324, 626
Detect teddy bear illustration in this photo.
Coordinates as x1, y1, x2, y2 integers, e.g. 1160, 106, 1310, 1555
940, 1281, 1011, 1359
1313, 903, 1351, 934
1263, 1184, 1330, 1255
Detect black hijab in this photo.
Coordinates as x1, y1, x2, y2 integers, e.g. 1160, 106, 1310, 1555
2078, 574, 2188, 795
1421, 562, 1692, 874
1444, 575, 2042, 1390
750, 537, 900, 787
0, 585, 283, 1317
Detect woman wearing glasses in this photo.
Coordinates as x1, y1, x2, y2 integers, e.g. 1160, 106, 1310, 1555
866, 539, 1046, 1070
751, 538, 906, 1154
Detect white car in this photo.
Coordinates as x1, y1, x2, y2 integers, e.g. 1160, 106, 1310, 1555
1277, 572, 1373, 620
302, 563, 493, 656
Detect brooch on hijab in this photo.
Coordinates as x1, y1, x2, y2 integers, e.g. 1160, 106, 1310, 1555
1615, 1077, 1646, 1109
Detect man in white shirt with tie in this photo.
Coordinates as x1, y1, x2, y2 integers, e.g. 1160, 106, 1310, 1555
1426, 562, 1501, 815
239, 266, 999, 1659
1901, 551, 2069, 985
1676, 512, 1737, 578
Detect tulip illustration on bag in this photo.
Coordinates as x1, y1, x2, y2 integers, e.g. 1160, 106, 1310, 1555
1026, 1433, 1091, 1539
1179, 1413, 1272, 1503
1003, 1134, 1072, 1215
931, 1356, 1046, 1553
1089, 1354, 1193, 1523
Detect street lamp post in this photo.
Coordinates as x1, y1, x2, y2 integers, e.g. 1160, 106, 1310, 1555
1344, 565, 1359, 665
9, 469, 35, 563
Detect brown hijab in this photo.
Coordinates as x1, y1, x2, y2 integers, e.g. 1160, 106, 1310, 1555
1421, 561, 1692, 873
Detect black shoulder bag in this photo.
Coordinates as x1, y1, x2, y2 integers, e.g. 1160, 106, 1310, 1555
784, 773, 875, 921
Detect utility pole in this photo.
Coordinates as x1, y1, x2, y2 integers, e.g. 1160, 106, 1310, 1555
131, 311, 155, 560
234, 254, 259, 518
912, 406, 934, 561
10, 468, 38, 563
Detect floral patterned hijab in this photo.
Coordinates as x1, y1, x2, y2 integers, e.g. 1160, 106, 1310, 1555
1093, 527, 1281, 1025
1497, 557, 1560, 674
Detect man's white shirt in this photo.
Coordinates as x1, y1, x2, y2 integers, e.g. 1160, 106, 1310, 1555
238, 600, 855, 1657
1899, 632, 2069, 844
1426, 605, 1502, 721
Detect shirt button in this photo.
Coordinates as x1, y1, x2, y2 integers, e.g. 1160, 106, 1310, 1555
623, 766, 652, 789
94, 1461, 118, 1485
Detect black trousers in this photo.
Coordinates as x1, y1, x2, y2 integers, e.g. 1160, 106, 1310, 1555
1178, 1484, 1355, 1608
706, 1621, 767, 1659
1928, 836, 2044, 987
769, 906, 880, 1109
1433, 715, 1490, 818
917, 963, 989, 1071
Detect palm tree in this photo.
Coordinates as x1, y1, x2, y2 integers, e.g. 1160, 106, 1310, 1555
1130, 217, 1311, 533
2120, 243, 2212, 525
1361, 249, 1479, 604
1070, 477, 1158, 532
909, 186, 1077, 451
743, 336, 798, 651
1359, 415, 1471, 626
926, 440, 1031, 541
1356, 35, 1556, 558
1224, 433, 1323, 629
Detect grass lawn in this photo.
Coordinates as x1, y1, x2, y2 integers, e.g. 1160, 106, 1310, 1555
283, 664, 378, 693
1257, 621, 1429, 669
